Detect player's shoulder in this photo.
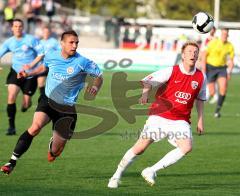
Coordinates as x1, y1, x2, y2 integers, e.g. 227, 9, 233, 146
208, 37, 218, 45
24, 33, 35, 39
3, 36, 15, 44
49, 37, 58, 42
73, 52, 87, 61
226, 40, 234, 48
45, 50, 60, 59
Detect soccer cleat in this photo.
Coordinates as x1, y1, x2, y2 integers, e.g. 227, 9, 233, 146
1, 163, 15, 175
141, 167, 157, 186
214, 112, 221, 118
48, 137, 63, 162
209, 96, 218, 104
108, 177, 121, 188
6, 127, 16, 136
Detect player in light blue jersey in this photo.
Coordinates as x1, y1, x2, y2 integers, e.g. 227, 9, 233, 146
1, 30, 103, 175
36, 26, 61, 95
0, 19, 44, 135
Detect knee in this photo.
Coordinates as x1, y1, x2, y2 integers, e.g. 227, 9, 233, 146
28, 124, 42, 136
179, 144, 192, 155
8, 95, 16, 104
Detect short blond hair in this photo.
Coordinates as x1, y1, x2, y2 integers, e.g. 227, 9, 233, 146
181, 41, 199, 53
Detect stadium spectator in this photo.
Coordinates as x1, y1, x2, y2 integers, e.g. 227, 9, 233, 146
0, 30, 103, 175
0, 0, 4, 24
104, 17, 113, 42
134, 24, 140, 41
31, 0, 42, 16
23, 0, 35, 33
201, 28, 234, 118
0, 0, 4, 38
0, 19, 44, 135
45, 0, 55, 23
3, 4, 14, 23
108, 41, 206, 188
145, 25, 153, 44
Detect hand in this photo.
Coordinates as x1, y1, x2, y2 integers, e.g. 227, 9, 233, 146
17, 70, 28, 79
197, 122, 204, 135
139, 95, 148, 105
86, 86, 98, 96
23, 64, 31, 70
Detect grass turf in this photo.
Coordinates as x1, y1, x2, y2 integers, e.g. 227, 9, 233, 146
0, 66, 240, 195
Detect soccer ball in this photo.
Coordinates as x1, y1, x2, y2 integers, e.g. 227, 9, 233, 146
192, 12, 214, 34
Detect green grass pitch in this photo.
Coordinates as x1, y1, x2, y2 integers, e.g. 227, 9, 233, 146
0, 66, 240, 195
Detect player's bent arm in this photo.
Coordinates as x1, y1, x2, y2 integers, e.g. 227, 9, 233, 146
87, 75, 103, 96
139, 82, 152, 104
24, 55, 45, 70
200, 50, 207, 73
18, 64, 47, 78
195, 99, 204, 135
227, 58, 234, 79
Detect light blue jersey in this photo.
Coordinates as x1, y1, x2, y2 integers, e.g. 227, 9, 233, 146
0, 34, 44, 73
40, 37, 61, 54
44, 50, 102, 105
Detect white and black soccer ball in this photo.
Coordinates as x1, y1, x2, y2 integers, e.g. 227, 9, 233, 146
192, 12, 214, 34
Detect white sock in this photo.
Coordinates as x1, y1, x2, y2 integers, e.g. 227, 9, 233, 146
112, 148, 137, 179
150, 148, 185, 173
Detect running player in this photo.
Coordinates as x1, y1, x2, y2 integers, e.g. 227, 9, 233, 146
108, 41, 206, 188
0, 18, 44, 135
1, 30, 103, 175
201, 28, 234, 117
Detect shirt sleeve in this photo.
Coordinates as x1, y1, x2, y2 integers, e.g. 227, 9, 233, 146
0, 40, 10, 58
83, 58, 102, 77
141, 66, 173, 87
197, 73, 207, 101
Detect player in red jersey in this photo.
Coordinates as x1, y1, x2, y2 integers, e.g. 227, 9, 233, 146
108, 41, 207, 188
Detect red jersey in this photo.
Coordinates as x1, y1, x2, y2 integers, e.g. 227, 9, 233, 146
142, 64, 206, 123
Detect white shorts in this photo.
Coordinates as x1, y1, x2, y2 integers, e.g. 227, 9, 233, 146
140, 115, 192, 147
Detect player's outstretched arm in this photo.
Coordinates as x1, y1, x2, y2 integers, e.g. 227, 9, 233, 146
227, 58, 234, 80
23, 55, 44, 70
200, 50, 207, 73
196, 99, 204, 135
139, 82, 151, 105
17, 64, 47, 79
86, 76, 103, 96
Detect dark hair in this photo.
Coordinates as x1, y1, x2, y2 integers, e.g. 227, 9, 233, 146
61, 30, 78, 40
12, 18, 24, 26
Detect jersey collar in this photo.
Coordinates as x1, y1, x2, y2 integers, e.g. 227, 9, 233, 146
179, 63, 196, 75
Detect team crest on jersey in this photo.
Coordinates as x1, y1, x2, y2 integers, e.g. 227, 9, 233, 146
67, 67, 74, 74
191, 81, 198, 89
22, 45, 28, 51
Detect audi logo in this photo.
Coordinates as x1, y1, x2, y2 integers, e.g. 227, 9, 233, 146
175, 91, 191, 100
